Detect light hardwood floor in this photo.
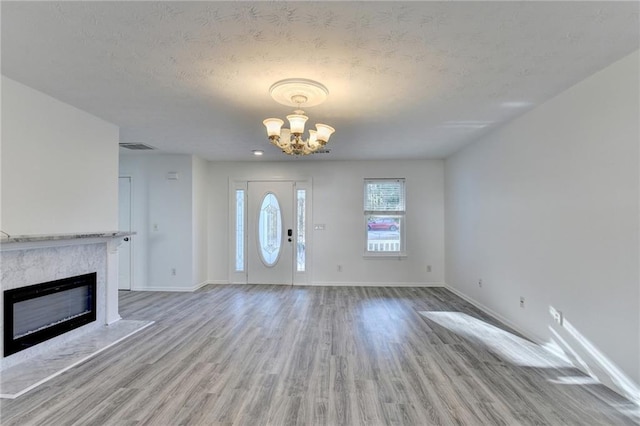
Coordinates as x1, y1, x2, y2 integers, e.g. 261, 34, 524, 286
1, 285, 637, 425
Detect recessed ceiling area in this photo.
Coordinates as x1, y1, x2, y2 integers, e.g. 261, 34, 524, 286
2, 1, 638, 161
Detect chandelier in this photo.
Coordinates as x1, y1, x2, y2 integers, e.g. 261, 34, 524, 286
263, 79, 335, 155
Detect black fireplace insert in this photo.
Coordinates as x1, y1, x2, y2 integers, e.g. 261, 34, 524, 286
4, 272, 97, 356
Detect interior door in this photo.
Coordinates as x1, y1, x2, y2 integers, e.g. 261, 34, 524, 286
247, 181, 294, 284
118, 177, 132, 290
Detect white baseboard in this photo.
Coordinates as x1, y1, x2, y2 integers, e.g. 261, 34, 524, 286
193, 280, 210, 290
309, 281, 445, 287
442, 283, 546, 345
201, 281, 445, 287
132, 287, 195, 292
105, 315, 122, 326
131, 280, 228, 293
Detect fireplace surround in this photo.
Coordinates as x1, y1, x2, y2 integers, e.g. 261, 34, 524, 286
1, 232, 130, 370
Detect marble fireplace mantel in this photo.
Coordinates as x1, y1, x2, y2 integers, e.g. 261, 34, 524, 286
1, 231, 132, 251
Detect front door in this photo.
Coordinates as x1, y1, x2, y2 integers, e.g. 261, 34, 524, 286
247, 181, 294, 285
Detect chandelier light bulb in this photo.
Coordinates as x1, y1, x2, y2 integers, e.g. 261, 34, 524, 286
263, 118, 284, 137
286, 112, 308, 135
315, 124, 335, 144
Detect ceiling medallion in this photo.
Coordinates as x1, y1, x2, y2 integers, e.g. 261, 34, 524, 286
263, 79, 335, 156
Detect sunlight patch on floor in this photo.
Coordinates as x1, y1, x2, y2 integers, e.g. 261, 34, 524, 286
548, 375, 600, 385
418, 311, 572, 369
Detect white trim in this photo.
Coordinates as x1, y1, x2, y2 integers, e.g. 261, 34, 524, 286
118, 175, 134, 291
309, 281, 444, 287
230, 174, 313, 183
443, 283, 547, 347
131, 280, 222, 293
1, 236, 117, 252
132, 287, 196, 292
106, 315, 122, 326
364, 178, 407, 256
363, 253, 408, 259
230, 177, 313, 286
134, 284, 201, 293
193, 280, 211, 290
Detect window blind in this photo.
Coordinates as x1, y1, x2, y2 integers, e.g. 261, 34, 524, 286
364, 179, 406, 212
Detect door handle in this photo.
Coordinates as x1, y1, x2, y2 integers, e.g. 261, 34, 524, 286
124, 237, 129, 242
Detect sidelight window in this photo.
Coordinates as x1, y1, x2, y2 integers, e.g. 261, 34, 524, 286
235, 189, 245, 272
296, 189, 306, 272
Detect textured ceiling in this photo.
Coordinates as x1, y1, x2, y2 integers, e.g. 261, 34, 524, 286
2, 1, 638, 161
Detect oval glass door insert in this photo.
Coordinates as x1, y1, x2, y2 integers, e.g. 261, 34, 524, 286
258, 192, 282, 267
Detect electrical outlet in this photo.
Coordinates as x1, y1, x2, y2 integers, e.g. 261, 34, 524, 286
520, 297, 525, 308
171, 268, 176, 276
427, 265, 432, 273
337, 265, 342, 272
478, 279, 483, 288
553, 310, 563, 326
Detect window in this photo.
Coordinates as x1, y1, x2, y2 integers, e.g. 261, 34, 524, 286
296, 189, 306, 272
257, 193, 282, 267
364, 178, 406, 255
235, 189, 245, 271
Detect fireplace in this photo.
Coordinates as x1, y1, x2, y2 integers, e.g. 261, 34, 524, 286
4, 273, 97, 356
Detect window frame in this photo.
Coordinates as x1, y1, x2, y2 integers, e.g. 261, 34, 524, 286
363, 178, 407, 258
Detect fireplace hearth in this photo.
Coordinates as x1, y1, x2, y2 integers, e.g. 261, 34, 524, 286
4, 273, 97, 356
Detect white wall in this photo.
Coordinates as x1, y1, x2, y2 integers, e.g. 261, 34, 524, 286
207, 160, 445, 286
1, 76, 119, 235
445, 51, 639, 401
192, 155, 209, 286
119, 154, 195, 291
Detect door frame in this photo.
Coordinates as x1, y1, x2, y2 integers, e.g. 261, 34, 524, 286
228, 176, 312, 285
118, 175, 134, 290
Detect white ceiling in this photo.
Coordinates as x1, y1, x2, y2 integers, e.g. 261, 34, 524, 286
2, 1, 638, 161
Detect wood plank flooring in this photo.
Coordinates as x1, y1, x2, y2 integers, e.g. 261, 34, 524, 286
1, 285, 637, 425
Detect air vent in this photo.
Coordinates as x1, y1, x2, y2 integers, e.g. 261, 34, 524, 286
119, 143, 155, 150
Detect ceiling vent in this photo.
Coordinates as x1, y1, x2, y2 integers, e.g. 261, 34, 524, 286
119, 143, 155, 150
